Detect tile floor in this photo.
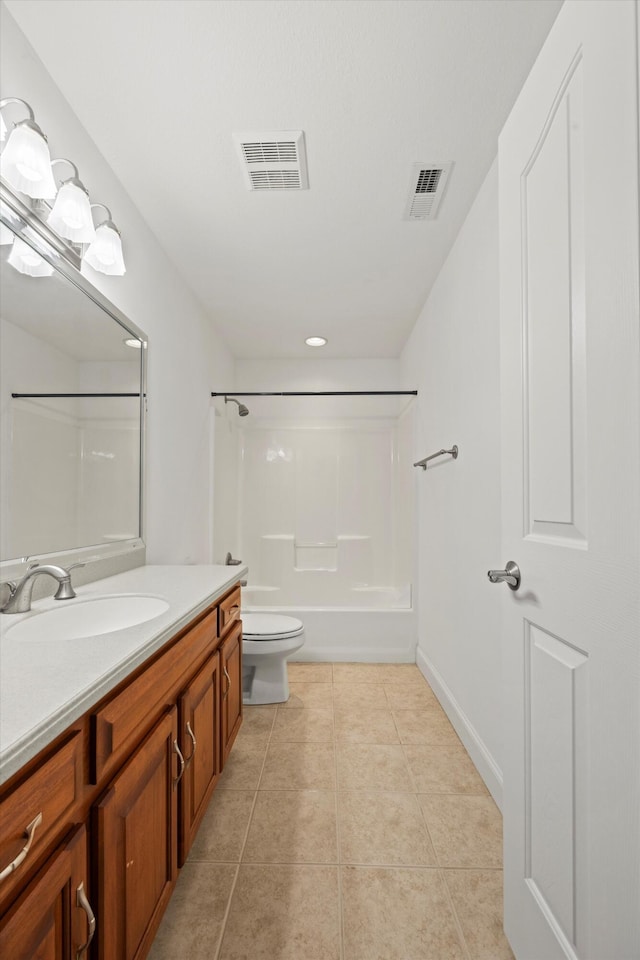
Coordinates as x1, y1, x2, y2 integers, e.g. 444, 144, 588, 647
149, 662, 515, 960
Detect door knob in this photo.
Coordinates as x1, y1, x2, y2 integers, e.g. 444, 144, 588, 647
487, 561, 521, 591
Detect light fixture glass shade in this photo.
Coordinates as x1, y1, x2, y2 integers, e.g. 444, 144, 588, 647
0, 112, 7, 142
7, 236, 54, 276
0, 121, 56, 198
47, 179, 96, 242
305, 336, 328, 347
83, 222, 126, 275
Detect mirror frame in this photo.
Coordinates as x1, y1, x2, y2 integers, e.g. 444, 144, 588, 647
0, 180, 147, 571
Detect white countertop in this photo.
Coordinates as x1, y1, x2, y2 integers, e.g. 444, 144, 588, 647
0, 564, 247, 785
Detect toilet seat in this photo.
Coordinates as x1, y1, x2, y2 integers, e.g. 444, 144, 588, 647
242, 613, 304, 641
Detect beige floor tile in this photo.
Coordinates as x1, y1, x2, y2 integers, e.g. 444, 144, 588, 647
384, 682, 439, 711
337, 743, 413, 792
288, 662, 334, 683
271, 707, 334, 742
243, 790, 338, 863
445, 870, 515, 960
238, 706, 276, 741
259, 741, 336, 791
281, 681, 334, 709
334, 706, 399, 744
218, 737, 268, 790
381, 663, 425, 683
393, 707, 460, 745
332, 663, 388, 684
419, 795, 502, 867
332, 682, 388, 710
148, 862, 237, 960
187, 789, 255, 862
341, 865, 466, 960
338, 792, 436, 866
219, 863, 341, 960
404, 744, 489, 795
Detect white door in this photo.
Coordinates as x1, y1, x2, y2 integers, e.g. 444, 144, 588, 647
498, 2, 640, 958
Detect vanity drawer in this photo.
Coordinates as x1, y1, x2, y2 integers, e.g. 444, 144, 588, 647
0, 732, 83, 905
92, 607, 219, 783
219, 586, 241, 637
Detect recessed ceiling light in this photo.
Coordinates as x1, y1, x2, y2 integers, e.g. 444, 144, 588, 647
305, 336, 327, 347
124, 337, 142, 348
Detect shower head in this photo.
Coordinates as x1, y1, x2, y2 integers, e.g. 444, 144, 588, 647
225, 396, 249, 417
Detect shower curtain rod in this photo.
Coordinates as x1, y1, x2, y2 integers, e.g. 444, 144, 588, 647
211, 390, 418, 397
12, 392, 141, 398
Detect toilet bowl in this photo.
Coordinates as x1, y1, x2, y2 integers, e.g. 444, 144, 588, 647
242, 613, 305, 705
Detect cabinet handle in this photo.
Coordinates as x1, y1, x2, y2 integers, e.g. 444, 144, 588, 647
185, 721, 197, 767
172, 739, 186, 789
0, 811, 43, 883
75, 881, 96, 959
227, 605, 240, 616
223, 666, 231, 699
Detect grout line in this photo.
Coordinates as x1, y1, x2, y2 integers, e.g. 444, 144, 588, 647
438, 866, 473, 960
214, 707, 276, 960
332, 675, 345, 960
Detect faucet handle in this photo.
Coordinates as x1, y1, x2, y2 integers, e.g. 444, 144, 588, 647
67, 562, 86, 571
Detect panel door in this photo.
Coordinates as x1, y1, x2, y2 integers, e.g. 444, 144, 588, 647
221, 622, 243, 765
0, 824, 93, 960
498, 2, 640, 958
95, 708, 178, 960
178, 650, 221, 865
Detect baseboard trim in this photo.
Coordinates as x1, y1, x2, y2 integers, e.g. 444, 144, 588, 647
416, 648, 503, 810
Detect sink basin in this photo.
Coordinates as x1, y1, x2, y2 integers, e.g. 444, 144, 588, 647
6, 595, 171, 643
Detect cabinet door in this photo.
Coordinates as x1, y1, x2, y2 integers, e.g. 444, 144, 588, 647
220, 622, 243, 765
95, 708, 178, 960
178, 651, 221, 865
0, 824, 94, 960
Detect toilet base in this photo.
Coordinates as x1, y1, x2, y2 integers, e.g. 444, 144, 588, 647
242, 658, 291, 705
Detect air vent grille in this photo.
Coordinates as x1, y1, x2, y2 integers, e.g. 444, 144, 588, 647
242, 142, 297, 164
234, 131, 309, 191
404, 162, 453, 220
249, 170, 302, 190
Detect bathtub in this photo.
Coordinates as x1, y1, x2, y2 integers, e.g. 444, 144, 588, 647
242, 585, 417, 662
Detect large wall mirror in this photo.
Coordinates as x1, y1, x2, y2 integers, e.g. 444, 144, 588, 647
0, 194, 146, 564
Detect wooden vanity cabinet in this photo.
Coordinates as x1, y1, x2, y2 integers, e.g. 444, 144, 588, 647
0, 823, 92, 960
0, 582, 243, 960
220, 621, 243, 765
178, 651, 222, 865
94, 708, 178, 960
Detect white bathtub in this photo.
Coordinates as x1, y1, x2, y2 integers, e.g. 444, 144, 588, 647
242, 585, 417, 662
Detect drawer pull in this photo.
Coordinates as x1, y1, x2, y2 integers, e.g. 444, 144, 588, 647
185, 721, 197, 767
75, 881, 96, 959
172, 739, 186, 789
0, 811, 43, 883
223, 666, 231, 699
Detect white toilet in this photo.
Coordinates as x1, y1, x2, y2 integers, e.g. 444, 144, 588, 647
242, 613, 305, 705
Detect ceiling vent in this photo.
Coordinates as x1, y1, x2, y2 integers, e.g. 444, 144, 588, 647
404, 162, 453, 220
234, 131, 309, 191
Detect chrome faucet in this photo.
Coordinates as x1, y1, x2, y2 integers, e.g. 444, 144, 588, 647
1, 562, 84, 614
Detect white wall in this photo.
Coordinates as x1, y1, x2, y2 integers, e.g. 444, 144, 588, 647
1, 6, 235, 565
401, 160, 504, 805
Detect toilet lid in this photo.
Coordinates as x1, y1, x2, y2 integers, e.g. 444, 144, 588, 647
242, 613, 304, 639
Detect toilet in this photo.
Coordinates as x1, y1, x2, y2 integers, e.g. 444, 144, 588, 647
241, 613, 305, 705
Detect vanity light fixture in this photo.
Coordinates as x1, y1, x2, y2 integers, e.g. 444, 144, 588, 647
47, 159, 96, 243
0, 98, 57, 199
0, 97, 127, 277
84, 203, 126, 276
7, 236, 54, 277
305, 336, 327, 347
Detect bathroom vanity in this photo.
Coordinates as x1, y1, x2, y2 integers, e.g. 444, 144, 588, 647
0, 564, 245, 960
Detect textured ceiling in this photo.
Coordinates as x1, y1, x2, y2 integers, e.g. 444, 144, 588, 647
5, 0, 562, 359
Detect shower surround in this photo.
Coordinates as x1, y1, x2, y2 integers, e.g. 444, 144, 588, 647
236, 406, 416, 661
